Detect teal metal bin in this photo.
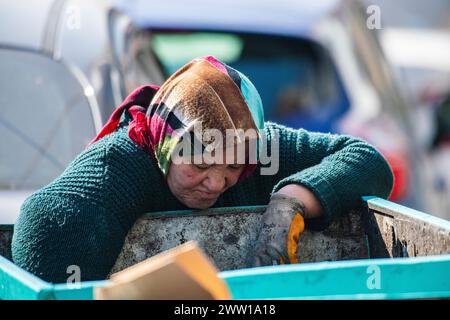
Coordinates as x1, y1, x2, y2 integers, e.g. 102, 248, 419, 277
1, 197, 450, 299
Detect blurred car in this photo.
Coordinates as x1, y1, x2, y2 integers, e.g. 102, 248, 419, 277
0, 43, 99, 224
381, 28, 450, 219
0, 0, 164, 224
1, 0, 165, 123
360, 0, 450, 30
114, 0, 425, 209
381, 28, 450, 149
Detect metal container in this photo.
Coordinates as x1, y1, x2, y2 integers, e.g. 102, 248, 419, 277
1, 197, 449, 300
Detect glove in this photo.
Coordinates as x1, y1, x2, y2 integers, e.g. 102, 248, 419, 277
252, 193, 307, 266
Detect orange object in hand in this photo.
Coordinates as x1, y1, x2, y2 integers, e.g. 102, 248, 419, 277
287, 212, 305, 264
253, 194, 307, 267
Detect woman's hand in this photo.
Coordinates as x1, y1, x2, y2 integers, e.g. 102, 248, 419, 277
252, 184, 324, 266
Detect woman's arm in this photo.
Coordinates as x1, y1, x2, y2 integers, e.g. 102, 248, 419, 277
276, 184, 324, 219
11, 126, 154, 283
223, 121, 394, 229
12, 192, 126, 283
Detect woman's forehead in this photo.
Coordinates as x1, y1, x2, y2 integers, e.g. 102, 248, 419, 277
172, 142, 255, 166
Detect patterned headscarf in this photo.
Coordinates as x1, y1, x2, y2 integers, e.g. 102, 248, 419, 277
89, 56, 264, 181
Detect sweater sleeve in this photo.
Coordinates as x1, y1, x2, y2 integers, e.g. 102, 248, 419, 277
11, 192, 127, 283
11, 130, 133, 283
223, 122, 394, 230
11, 124, 165, 283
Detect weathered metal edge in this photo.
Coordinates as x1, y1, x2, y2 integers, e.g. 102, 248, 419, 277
141, 205, 267, 219
363, 196, 450, 231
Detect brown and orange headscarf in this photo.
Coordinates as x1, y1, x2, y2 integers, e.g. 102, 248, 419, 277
89, 56, 265, 181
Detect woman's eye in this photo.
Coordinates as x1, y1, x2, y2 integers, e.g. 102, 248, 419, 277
195, 164, 210, 170
229, 165, 243, 170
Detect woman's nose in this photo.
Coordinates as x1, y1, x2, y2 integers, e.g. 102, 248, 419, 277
204, 172, 226, 193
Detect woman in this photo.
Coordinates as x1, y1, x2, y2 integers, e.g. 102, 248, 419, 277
12, 56, 393, 283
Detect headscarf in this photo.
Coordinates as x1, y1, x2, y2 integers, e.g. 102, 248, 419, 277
88, 56, 264, 181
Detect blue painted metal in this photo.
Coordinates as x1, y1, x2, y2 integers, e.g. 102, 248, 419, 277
0, 255, 53, 300
2, 252, 450, 300
51, 281, 109, 300
0, 255, 109, 300
220, 254, 450, 300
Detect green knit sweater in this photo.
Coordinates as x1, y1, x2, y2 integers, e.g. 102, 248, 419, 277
12, 116, 393, 283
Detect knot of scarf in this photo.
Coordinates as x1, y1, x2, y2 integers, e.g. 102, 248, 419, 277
88, 84, 160, 152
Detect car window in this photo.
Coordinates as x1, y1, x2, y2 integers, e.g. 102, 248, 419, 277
0, 48, 96, 190
109, 12, 165, 94
123, 32, 166, 93
151, 31, 350, 132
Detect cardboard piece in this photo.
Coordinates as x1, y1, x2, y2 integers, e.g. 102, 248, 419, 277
94, 241, 231, 300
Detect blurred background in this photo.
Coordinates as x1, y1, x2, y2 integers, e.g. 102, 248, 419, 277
0, 0, 449, 225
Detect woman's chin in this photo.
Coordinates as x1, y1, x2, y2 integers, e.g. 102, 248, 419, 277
185, 198, 218, 209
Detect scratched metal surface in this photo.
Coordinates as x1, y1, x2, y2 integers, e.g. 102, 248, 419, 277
363, 199, 450, 259
110, 207, 368, 275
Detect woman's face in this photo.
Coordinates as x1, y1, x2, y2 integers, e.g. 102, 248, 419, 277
166, 162, 245, 209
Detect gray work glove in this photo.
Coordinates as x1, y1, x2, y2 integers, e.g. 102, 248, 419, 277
252, 193, 307, 266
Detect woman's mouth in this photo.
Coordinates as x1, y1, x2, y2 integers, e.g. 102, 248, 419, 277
196, 190, 219, 200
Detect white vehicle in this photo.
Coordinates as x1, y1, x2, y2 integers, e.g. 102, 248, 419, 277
0, 0, 164, 225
